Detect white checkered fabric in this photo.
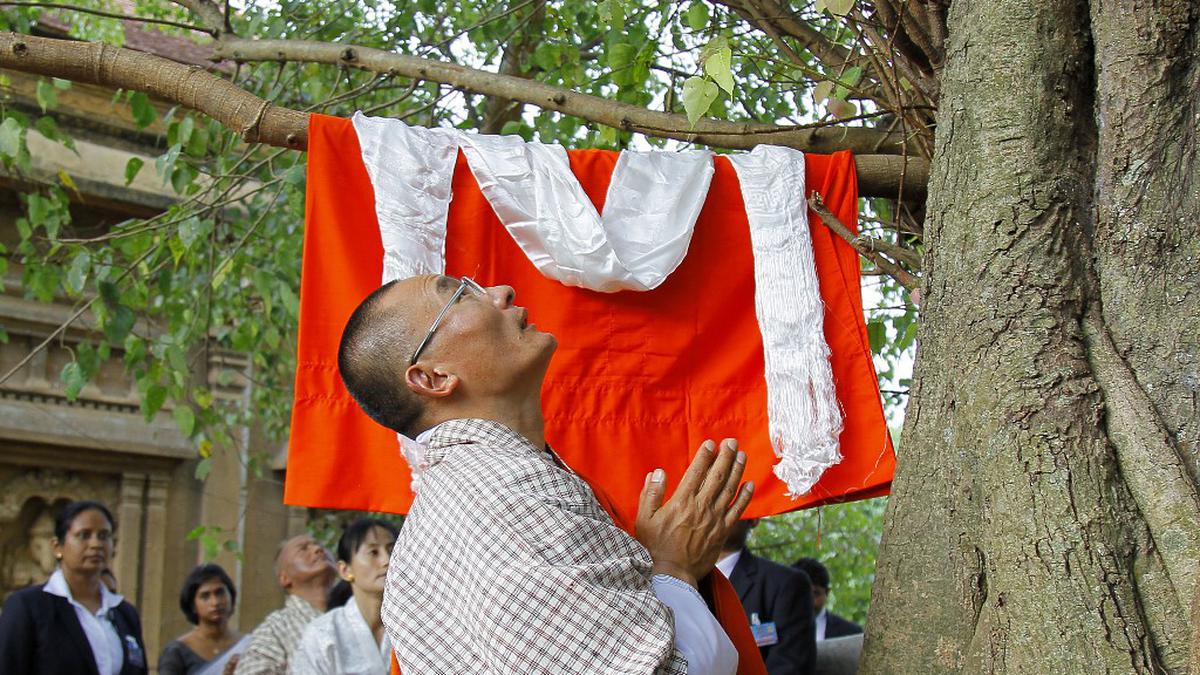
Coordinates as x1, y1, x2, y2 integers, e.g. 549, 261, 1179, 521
382, 418, 688, 674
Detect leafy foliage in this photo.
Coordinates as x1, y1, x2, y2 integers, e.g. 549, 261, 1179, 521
751, 498, 887, 625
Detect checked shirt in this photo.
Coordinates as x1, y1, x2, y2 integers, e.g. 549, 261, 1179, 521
382, 418, 689, 674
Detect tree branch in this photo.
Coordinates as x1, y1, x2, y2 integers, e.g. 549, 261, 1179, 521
808, 192, 920, 292
169, 0, 226, 34
0, 1, 216, 35
211, 37, 912, 156
0, 31, 928, 197
0, 31, 306, 147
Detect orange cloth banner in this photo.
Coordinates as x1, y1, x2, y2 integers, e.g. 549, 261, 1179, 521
288, 114, 894, 522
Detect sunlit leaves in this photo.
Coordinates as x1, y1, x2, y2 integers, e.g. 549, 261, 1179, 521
816, 0, 855, 17
682, 76, 719, 125
0, 117, 23, 158
703, 45, 734, 96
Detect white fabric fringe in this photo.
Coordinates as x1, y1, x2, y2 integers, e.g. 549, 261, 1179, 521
351, 112, 843, 496
729, 146, 844, 496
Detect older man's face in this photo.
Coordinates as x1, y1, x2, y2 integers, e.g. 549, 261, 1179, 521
390, 275, 557, 395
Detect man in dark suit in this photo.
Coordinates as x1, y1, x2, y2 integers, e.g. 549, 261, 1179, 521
793, 557, 863, 640
719, 519, 816, 675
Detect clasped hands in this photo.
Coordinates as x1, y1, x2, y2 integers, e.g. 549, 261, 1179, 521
635, 439, 754, 589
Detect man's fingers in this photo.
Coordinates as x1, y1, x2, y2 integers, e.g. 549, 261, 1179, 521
637, 468, 667, 522
714, 447, 747, 507
676, 440, 717, 497
723, 481, 755, 528
698, 438, 739, 503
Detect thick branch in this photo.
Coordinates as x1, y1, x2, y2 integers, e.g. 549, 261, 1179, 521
0, 31, 306, 147
808, 192, 920, 292
212, 37, 912, 156
0, 31, 927, 198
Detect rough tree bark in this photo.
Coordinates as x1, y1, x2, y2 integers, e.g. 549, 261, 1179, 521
863, 0, 1199, 672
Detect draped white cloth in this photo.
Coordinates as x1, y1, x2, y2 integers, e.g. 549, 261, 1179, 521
729, 147, 843, 494
351, 112, 844, 497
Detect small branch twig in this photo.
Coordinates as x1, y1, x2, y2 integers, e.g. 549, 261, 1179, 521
0, 1, 217, 35
809, 192, 920, 293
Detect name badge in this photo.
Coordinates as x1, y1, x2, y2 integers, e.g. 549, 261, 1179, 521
749, 613, 779, 647
124, 634, 146, 669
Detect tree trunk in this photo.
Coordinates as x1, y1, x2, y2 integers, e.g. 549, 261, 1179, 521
863, 0, 1199, 672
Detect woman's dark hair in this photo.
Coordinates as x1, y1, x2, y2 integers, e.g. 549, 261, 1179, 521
54, 501, 116, 541
326, 518, 400, 610
179, 564, 237, 625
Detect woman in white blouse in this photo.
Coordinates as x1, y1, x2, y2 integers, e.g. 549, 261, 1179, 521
291, 518, 398, 675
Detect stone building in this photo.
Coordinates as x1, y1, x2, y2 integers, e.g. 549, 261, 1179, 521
0, 23, 302, 669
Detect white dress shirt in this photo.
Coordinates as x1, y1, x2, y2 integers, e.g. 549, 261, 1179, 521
291, 598, 392, 675
43, 568, 125, 675
815, 607, 828, 641
651, 574, 738, 675
716, 549, 743, 579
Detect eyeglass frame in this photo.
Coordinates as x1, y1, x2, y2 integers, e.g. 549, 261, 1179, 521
409, 276, 487, 365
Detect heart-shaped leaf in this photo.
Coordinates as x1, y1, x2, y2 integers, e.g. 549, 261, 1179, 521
682, 76, 720, 126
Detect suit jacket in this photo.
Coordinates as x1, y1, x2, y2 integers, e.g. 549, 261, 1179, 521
728, 549, 817, 675
824, 611, 863, 639
0, 583, 148, 675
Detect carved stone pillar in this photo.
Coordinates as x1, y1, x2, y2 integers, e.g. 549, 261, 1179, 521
140, 473, 169, 664
115, 472, 145, 605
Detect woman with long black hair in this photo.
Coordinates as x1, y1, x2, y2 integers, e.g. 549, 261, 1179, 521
291, 517, 398, 674
0, 500, 148, 674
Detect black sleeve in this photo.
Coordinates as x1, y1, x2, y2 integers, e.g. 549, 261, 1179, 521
0, 590, 37, 674
763, 568, 817, 675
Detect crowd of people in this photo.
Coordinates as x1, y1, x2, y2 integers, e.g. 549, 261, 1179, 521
0, 496, 857, 674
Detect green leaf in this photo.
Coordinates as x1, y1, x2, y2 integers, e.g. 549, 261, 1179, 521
66, 251, 90, 294
36, 78, 57, 112
0, 117, 22, 158
685, 2, 709, 31
142, 383, 168, 421
124, 157, 144, 185
812, 80, 835, 103
178, 216, 209, 248
598, 0, 624, 26
867, 320, 886, 352
194, 457, 213, 481
61, 361, 87, 401
174, 405, 196, 437
129, 92, 156, 129
828, 99, 858, 119
826, 0, 854, 15
105, 305, 135, 344
177, 115, 194, 146
833, 66, 862, 99
681, 76, 720, 126
704, 46, 734, 96
608, 42, 637, 86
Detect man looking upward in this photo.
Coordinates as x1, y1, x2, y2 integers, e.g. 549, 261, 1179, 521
338, 275, 759, 674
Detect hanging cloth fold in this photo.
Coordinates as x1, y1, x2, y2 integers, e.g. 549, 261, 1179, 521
352, 112, 713, 292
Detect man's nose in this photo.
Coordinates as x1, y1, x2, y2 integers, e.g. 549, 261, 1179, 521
487, 285, 515, 308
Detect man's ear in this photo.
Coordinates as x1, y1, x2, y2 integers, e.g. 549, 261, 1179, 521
405, 363, 458, 398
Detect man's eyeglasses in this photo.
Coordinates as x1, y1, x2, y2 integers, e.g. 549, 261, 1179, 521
409, 277, 487, 365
